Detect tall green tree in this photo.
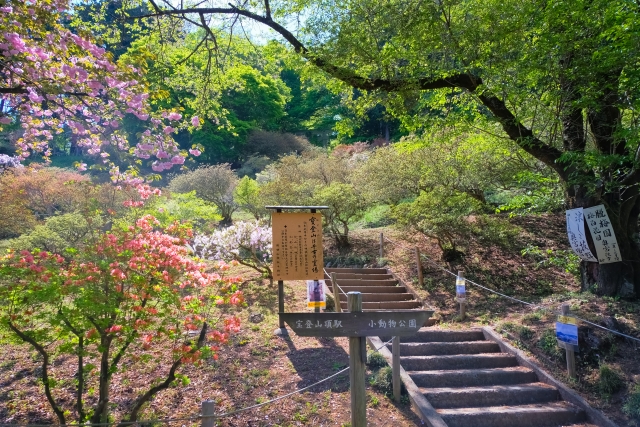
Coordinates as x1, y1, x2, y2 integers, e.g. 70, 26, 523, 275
131, 0, 640, 297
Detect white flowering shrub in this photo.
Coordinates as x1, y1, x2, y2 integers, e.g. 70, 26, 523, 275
0, 154, 23, 173
191, 221, 273, 284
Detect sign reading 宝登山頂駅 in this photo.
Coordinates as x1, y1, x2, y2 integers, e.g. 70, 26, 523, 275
565, 208, 598, 262
583, 205, 621, 264
279, 310, 434, 337
272, 212, 323, 281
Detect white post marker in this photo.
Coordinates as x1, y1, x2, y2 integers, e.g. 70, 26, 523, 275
456, 270, 466, 320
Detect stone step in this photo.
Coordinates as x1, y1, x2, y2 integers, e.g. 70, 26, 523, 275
389, 341, 501, 356
328, 273, 394, 280
337, 293, 415, 302
437, 401, 585, 427
324, 268, 388, 274
381, 329, 484, 343
421, 383, 560, 409
401, 353, 518, 371
340, 300, 422, 310
335, 279, 400, 287
339, 285, 407, 294
408, 366, 537, 388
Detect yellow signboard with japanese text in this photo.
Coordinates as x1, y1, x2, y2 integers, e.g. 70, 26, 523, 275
272, 212, 323, 281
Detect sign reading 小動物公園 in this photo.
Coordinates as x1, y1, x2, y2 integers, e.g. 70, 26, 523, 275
565, 208, 598, 262
583, 205, 621, 264
272, 212, 323, 281
279, 310, 434, 337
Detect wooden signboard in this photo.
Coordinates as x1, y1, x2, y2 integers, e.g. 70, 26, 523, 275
272, 212, 323, 281
279, 310, 434, 337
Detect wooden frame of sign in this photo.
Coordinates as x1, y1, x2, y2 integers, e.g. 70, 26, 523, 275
266, 206, 329, 332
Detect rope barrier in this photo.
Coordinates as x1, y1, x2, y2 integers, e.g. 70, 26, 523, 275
323, 267, 348, 297
383, 236, 640, 343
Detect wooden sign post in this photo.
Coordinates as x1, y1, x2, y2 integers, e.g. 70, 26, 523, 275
281, 296, 433, 427
267, 206, 328, 335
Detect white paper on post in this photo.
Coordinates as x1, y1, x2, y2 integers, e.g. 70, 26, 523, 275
565, 208, 597, 262
583, 205, 621, 264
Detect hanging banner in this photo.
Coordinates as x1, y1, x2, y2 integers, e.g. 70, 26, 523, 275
565, 208, 597, 262
583, 205, 621, 264
272, 212, 324, 280
307, 280, 326, 309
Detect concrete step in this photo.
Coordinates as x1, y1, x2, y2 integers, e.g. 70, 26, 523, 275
324, 268, 388, 274
381, 329, 484, 343
421, 383, 559, 409
340, 300, 422, 310
389, 341, 501, 356
408, 366, 537, 388
401, 353, 518, 371
328, 273, 394, 280
437, 401, 585, 427
339, 285, 407, 293
337, 293, 415, 302
335, 279, 400, 286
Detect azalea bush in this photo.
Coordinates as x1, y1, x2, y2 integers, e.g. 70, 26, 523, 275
191, 220, 273, 284
0, 212, 244, 424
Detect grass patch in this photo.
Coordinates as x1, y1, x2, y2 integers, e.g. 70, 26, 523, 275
598, 364, 625, 396
366, 351, 387, 369
624, 385, 640, 422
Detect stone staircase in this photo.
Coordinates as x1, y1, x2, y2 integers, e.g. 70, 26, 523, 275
324, 267, 423, 311
382, 329, 590, 427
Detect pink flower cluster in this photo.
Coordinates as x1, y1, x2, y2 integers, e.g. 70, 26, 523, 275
0, 1, 203, 178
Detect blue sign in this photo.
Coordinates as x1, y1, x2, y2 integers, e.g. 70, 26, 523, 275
556, 321, 578, 346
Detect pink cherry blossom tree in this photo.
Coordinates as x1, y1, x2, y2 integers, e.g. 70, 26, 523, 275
0, 0, 202, 179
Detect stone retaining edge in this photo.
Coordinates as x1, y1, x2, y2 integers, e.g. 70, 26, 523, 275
367, 336, 448, 427
482, 326, 618, 427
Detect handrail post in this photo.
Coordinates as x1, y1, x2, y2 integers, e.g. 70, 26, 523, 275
331, 272, 342, 313
348, 292, 366, 427
392, 336, 401, 403
202, 400, 215, 427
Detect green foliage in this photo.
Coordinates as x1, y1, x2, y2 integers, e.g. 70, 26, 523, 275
521, 245, 581, 278
393, 189, 480, 256
234, 176, 268, 220
9, 213, 97, 253
315, 182, 367, 248
537, 329, 564, 360
624, 385, 640, 421
147, 192, 221, 233
243, 130, 314, 160
168, 165, 238, 224
493, 172, 565, 215
366, 351, 387, 369
369, 366, 393, 395
598, 364, 625, 396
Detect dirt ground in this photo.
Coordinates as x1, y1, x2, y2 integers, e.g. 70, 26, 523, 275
2, 213, 640, 426
0, 264, 423, 427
